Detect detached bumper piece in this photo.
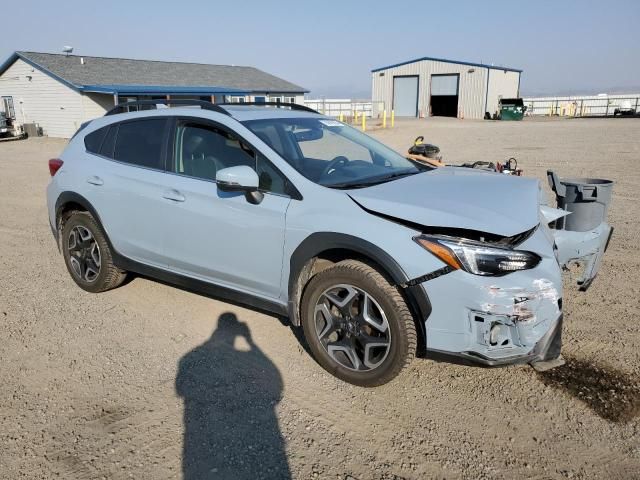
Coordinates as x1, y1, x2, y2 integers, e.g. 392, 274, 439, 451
547, 171, 614, 290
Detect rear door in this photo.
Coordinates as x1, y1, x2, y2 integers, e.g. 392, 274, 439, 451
82, 118, 173, 267
162, 118, 292, 299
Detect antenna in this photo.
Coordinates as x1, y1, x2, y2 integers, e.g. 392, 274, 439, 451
63, 46, 73, 56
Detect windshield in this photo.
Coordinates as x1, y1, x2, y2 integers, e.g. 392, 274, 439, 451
242, 117, 429, 188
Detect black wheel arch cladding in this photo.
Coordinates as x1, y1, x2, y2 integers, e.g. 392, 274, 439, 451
55, 192, 112, 251
288, 232, 431, 354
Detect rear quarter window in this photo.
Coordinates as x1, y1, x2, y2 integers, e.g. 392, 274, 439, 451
99, 126, 117, 158
84, 127, 108, 153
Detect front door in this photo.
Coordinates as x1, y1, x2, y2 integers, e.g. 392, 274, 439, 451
162, 118, 292, 300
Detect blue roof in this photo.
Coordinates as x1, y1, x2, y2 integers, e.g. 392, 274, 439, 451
372, 56, 523, 73
80, 84, 249, 95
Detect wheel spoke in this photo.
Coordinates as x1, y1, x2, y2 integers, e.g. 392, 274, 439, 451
323, 285, 358, 315
77, 226, 93, 243
90, 243, 101, 266
67, 230, 81, 252
327, 338, 362, 370
85, 265, 99, 282
358, 334, 390, 369
361, 293, 389, 333
69, 256, 82, 277
315, 303, 338, 340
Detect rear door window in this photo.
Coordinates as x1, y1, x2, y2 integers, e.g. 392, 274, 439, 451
113, 119, 167, 170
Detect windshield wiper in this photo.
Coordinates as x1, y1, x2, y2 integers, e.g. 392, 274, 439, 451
327, 170, 420, 189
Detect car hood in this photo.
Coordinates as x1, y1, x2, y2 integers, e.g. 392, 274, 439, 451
347, 167, 541, 237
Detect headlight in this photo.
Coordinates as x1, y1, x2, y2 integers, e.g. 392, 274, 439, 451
414, 235, 541, 276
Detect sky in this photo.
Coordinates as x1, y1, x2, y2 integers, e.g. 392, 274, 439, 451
3, 0, 639, 98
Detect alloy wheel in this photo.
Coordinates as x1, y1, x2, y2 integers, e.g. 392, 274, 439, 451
67, 225, 101, 283
314, 284, 391, 371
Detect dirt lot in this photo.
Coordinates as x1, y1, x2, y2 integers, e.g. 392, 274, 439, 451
1, 117, 639, 480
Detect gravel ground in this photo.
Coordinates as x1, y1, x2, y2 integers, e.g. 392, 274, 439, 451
0, 117, 639, 480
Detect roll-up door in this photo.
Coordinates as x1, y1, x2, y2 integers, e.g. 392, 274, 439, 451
430, 74, 459, 117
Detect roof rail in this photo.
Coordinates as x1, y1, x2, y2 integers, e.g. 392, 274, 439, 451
105, 99, 231, 116
218, 101, 319, 114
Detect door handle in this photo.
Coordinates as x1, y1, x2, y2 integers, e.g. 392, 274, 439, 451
86, 176, 103, 186
162, 189, 185, 202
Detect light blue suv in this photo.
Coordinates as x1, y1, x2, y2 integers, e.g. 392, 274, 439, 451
46, 100, 611, 386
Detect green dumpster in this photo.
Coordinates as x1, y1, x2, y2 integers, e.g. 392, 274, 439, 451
499, 98, 527, 121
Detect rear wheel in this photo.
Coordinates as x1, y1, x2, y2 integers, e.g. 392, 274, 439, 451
61, 211, 127, 293
301, 260, 416, 387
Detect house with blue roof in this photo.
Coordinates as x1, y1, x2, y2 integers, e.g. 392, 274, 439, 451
0, 51, 308, 137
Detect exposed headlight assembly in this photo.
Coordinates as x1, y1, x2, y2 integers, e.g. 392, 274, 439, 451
414, 235, 541, 276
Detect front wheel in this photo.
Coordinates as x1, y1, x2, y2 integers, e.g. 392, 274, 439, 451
300, 260, 416, 387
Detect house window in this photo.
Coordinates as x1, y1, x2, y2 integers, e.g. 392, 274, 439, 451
229, 96, 246, 103
269, 96, 283, 103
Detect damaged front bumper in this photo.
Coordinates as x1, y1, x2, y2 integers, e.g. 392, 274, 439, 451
422, 226, 565, 367
429, 315, 563, 367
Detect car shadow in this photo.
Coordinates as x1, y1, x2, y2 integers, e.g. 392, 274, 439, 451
175, 312, 291, 479
537, 355, 640, 423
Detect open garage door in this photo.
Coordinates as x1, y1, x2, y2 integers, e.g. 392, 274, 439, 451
430, 74, 459, 117
393, 76, 418, 117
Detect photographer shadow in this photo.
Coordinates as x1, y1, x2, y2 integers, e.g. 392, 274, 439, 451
176, 312, 290, 479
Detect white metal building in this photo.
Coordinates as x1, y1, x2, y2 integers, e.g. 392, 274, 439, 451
371, 56, 522, 119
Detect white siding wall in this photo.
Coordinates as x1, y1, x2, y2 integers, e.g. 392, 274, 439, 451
0, 58, 83, 138
372, 60, 489, 119
82, 92, 114, 122
485, 69, 520, 117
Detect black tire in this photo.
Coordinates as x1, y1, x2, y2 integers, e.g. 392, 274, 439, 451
300, 260, 416, 387
61, 211, 127, 293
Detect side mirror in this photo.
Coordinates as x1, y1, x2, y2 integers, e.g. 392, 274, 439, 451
216, 165, 259, 192
216, 165, 263, 204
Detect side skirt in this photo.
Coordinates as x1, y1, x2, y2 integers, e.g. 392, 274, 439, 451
113, 254, 288, 318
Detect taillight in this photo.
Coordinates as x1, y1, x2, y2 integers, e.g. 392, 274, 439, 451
49, 158, 63, 176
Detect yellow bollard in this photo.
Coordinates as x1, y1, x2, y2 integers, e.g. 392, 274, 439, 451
362, 114, 366, 132
391, 110, 395, 128
383, 110, 387, 128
